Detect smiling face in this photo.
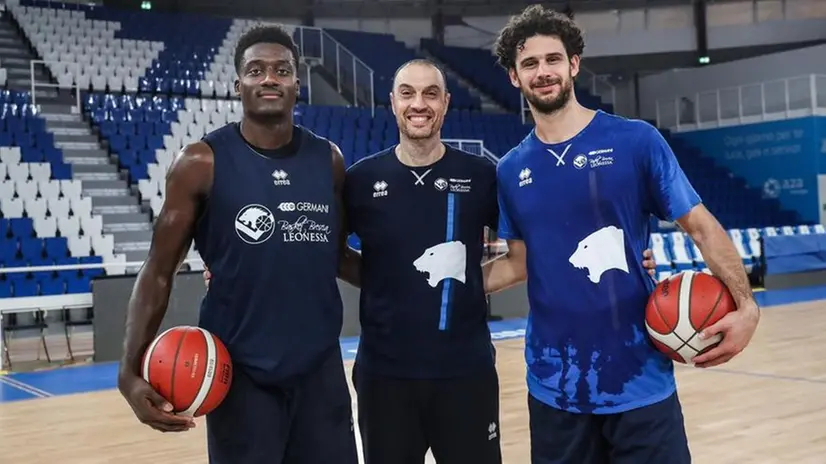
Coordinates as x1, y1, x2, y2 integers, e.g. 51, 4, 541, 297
390, 62, 450, 141
509, 34, 579, 115
235, 42, 299, 119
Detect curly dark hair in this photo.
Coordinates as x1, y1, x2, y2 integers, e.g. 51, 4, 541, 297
494, 5, 585, 71
234, 25, 300, 74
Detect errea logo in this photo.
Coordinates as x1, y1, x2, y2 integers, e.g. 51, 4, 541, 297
518, 168, 532, 187
272, 169, 290, 186
373, 180, 388, 198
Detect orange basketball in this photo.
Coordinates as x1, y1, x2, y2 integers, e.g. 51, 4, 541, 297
645, 270, 735, 364
141, 326, 233, 417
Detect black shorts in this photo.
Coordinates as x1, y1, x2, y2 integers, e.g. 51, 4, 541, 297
206, 348, 358, 464
352, 362, 502, 464
529, 391, 691, 464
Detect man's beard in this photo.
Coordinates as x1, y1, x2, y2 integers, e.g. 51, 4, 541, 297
523, 77, 573, 115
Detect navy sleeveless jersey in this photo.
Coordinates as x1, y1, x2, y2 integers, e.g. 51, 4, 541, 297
193, 123, 343, 386
496, 111, 702, 414
344, 146, 499, 378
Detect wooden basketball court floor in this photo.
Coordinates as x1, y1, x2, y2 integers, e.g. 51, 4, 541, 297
2, 285, 826, 463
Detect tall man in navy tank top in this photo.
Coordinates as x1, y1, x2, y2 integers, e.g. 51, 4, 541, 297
484, 6, 761, 463
117, 26, 359, 464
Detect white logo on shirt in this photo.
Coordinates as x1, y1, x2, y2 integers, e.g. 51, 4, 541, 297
413, 241, 467, 287
518, 168, 532, 187
272, 169, 290, 186
411, 169, 432, 186
235, 204, 275, 244
569, 226, 629, 283
277, 202, 329, 213
547, 144, 571, 166
373, 180, 388, 198
277, 215, 331, 243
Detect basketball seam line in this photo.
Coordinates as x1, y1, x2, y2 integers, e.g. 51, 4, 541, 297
675, 277, 725, 354
652, 280, 690, 358
169, 329, 188, 409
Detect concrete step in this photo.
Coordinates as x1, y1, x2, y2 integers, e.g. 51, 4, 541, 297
102, 212, 151, 225
83, 179, 129, 191
46, 120, 91, 132
6, 67, 49, 78
124, 249, 149, 263
40, 104, 79, 116
56, 141, 101, 151
0, 37, 20, 47
64, 156, 112, 165
49, 126, 94, 136
62, 148, 109, 159
86, 188, 131, 197
0, 47, 30, 59
91, 195, 139, 209
70, 164, 119, 176
0, 57, 31, 67
53, 133, 98, 145
105, 223, 152, 234
38, 111, 81, 122
95, 204, 143, 215
114, 231, 152, 248
74, 172, 120, 181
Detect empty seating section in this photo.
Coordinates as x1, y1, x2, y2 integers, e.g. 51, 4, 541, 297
0, 91, 115, 297
0, 0, 815, 302
652, 224, 825, 281
420, 40, 610, 114
421, 39, 521, 112
325, 29, 480, 109
14, 3, 231, 96
663, 136, 800, 228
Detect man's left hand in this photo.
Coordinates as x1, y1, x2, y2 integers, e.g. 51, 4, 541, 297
642, 249, 657, 277
691, 300, 760, 368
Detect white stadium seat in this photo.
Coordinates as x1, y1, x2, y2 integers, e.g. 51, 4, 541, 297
668, 232, 694, 270
80, 214, 103, 236
58, 215, 81, 238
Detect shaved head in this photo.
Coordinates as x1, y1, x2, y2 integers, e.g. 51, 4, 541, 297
392, 59, 447, 91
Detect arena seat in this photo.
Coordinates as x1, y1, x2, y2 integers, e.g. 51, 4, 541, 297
324, 29, 480, 109
0, 88, 129, 297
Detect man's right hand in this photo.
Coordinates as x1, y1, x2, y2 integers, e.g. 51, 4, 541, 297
203, 266, 211, 288
118, 373, 196, 432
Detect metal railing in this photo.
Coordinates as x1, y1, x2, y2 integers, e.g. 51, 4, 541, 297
443, 139, 499, 163
30, 59, 81, 114
291, 25, 376, 117
655, 74, 826, 132
520, 65, 617, 124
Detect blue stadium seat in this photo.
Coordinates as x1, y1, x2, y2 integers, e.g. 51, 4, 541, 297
325, 29, 480, 109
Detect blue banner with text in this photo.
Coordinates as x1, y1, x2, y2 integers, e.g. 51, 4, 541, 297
676, 117, 826, 223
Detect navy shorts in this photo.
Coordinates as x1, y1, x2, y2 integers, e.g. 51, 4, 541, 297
353, 363, 502, 464
529, 391, 691, 464
206, 347, 358, 464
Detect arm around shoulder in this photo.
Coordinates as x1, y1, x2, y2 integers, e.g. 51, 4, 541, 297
483, 239, 527, 294
330, 142, 362, 287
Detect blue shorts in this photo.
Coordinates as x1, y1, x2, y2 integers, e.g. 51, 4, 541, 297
205, 347, 358, 464
529, 391, 691, 464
